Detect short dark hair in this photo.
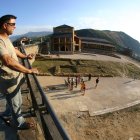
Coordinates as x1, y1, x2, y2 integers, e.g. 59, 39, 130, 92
0, 15, 17, 28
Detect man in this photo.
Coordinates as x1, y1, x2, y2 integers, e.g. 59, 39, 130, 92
0, 15, 38, 129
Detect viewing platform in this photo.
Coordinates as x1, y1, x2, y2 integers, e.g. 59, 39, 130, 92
1, 46, 140, 140
0, 46, 71, 140
0, 82, 44, 140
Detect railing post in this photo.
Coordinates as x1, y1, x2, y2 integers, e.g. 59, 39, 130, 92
19, 46, 71, 140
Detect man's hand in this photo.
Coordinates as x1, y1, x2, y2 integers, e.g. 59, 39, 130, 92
30, 68, 39, 74
27, 53, 34, 59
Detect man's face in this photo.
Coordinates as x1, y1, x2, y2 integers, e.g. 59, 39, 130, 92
4, 18, 16, 35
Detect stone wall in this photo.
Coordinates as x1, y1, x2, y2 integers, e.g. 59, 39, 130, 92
24, 44, 39, 64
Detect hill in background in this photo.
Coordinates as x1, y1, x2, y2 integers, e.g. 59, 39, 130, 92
10, 31, 52, 41
75, 29, 140, 60
10, 28, 140, 60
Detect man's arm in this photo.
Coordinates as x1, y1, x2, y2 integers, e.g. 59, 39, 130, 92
15, 48, 34, 59
1, 54, 38, 74
15, 48, 27, 59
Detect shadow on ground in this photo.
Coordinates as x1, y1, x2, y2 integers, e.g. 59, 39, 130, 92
0, 117, 18, 140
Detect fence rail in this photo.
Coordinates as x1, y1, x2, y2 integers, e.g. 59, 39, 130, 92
19, 46, 71, 140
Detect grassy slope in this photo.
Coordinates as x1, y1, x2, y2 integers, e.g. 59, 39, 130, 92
33, 58, 140, 79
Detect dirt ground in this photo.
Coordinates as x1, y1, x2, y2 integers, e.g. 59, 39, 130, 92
59, 106, 140, 140
36, 54, 140, 140
37, 76, 140, 140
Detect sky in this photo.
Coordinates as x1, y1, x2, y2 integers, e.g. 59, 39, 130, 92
0, 0, 140, 42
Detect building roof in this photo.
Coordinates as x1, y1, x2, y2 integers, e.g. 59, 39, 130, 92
54, 24, 74, 29
79, 37, 111, 44
52, 33, 72, 37
82, 41, 115, 48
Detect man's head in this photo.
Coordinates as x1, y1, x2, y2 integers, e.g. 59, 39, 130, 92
0, 15, 17, 35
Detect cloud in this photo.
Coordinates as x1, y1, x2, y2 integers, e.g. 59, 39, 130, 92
14, 14, 140, 42
75, 17, 108, 30
74, 15, 140, 41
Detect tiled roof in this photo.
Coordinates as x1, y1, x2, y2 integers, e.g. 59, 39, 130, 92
54, 24, 74, 29
52, 33, 72, 37
79, 37, 111, 43
82, 41, 115, 48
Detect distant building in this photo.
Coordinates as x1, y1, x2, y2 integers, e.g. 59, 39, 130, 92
51, 24, 116, 54
38, 42, 50, 54
51, 24, 81, 54
13, 25, 116, 55
80, 37, 116, 53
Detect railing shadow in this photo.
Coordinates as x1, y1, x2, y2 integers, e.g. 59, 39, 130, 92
0, 94, 5, 100
123, 79, 135, 84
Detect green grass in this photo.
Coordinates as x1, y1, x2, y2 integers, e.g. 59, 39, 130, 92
32, 58, 140, 78
32, 59, 71, 73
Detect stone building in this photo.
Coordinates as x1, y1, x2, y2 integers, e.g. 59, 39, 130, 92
51, 24, 81, 54
80, 37, 116, 53
51, 24, 116, 54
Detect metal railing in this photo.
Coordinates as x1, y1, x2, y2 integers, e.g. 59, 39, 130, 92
19, 46, 71, 140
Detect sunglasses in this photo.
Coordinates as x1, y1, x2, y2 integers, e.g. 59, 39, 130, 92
6, 23, 16, 26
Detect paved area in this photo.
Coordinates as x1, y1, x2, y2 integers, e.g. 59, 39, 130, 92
37, 53, 140, 117
49, 52, 138, 63
47, 52, 140, 70
37, 76, 140, 116
0, 53, 139, 139
60, 53, 123, 62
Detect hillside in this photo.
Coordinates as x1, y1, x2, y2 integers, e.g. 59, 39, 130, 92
10, 29, 140, 60
33, 57, 140, 79
10, 31, 52, 41
75, 29, 140, 59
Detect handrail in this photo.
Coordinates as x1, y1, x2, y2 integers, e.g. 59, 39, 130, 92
19, 46, 71, 140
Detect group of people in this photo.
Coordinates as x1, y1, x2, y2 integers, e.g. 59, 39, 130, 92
0, 15, 38, 129
80, 76, 100, 95
67, 75, 81, 90
66, 74, 100, 96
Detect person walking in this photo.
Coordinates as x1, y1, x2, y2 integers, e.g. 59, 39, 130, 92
75, 75, 78, 88
67, 74, 70, 84
77, 75, 80, 84
95, 76, 99, 88
70, 78, 74, 91
80, 81, 86, 96
88, 73, 91, 81
0, 15, 38, 129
